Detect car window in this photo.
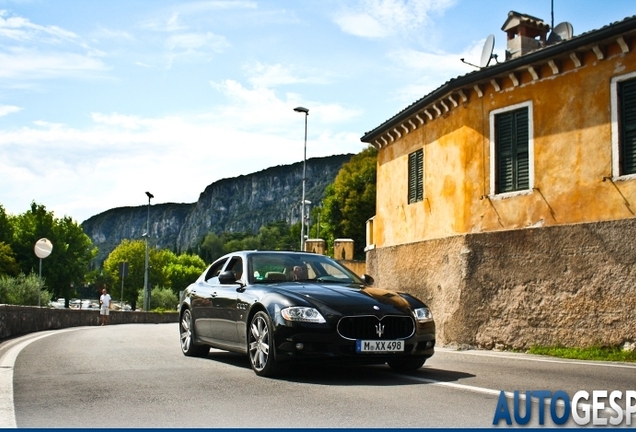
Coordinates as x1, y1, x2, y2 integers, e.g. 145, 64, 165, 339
226, 256, 244, 281
204, 258, 228, 283
251, 255, 290, 282
249, 253, 363, 285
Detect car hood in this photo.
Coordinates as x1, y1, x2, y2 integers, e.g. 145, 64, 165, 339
273, 283, 416, 316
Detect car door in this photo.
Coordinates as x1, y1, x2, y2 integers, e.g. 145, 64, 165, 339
190, 258, 227, 339
207, 256, 243, 343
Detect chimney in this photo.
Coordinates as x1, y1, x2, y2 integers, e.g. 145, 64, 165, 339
502, 11, 550, 60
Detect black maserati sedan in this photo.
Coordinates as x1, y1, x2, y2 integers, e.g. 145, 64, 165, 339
178, 250, 435, 377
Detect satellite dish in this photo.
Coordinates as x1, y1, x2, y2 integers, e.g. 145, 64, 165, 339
480, 34, 495, 68
547, 22, 573, 44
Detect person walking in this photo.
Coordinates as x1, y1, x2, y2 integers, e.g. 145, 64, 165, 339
99, 288, 112, 326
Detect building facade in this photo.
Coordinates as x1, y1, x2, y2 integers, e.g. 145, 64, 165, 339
361, 12, 636, 349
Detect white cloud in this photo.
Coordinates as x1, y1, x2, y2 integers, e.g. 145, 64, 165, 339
333, 0, 457, 39
91, 113, 146, 130
384, 36, 504, 104
207, 79, 362, 134
140, 11, 230, 67
244, 61, 331, 88
0, 11, 107, 80
165, 31, 228, 52
0, 105, 21, 117
0, 9, 103, 57
0, 84, 365, 221
0, 49, 108, 79
0, 9, 78, 42
335, 13, 387, 39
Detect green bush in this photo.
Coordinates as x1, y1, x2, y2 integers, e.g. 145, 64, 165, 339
0, 273, 52, 306
136, 286, 178, 311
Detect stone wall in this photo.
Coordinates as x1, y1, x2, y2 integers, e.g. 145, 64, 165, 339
0, 305, 178, 341
366, 219, 636, 350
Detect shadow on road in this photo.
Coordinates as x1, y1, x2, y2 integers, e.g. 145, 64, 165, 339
205, 350, 475, 385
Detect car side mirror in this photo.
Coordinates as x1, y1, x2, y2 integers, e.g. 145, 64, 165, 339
362, 274, 374, 286
219, 270, 237, 285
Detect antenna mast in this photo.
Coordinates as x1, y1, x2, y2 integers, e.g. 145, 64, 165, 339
551, 0, 554, 29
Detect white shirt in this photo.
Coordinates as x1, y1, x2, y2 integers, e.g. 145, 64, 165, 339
100, 293, 111, 308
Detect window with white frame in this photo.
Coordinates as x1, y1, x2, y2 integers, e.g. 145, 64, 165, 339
490, 101, 534, 195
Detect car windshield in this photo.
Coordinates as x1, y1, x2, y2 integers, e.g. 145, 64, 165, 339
249, 253, 363, 285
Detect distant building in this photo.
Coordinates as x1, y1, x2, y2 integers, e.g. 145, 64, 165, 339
361, 12, 636, 349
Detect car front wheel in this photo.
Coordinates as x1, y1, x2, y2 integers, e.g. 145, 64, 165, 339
180, 309, 209, 357
248, 311, 280, 377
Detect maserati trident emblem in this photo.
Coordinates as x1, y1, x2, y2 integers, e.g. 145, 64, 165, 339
373, 305, 380, 310
375, 322, 385, 338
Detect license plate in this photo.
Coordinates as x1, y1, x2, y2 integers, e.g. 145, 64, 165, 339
356, 340, 404, 353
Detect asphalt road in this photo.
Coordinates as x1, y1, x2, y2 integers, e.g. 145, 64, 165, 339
1, 323, 635, 428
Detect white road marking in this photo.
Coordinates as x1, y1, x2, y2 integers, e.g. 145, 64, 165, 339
0, 328, 84, 428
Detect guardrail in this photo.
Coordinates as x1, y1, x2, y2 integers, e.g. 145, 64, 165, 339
0, 304, 178, 341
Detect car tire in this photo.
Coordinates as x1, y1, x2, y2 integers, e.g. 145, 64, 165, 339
387, 356, 427, 372
248, 311, 280, 377
180, 309, 209, 357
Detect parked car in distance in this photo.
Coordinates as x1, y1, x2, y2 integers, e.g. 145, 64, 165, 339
178, 250, 435, 377
49, 298, 66, 309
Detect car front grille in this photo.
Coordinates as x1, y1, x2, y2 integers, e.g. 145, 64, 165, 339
337, 315, 415, 340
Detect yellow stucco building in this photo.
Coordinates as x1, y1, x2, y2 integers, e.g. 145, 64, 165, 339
360, 12, 636, 350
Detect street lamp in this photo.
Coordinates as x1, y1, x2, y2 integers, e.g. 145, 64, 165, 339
294, 106, 309, 251
143, 191, 153, 311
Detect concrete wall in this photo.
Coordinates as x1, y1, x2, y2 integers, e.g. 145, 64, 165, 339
366, 218, 636, 350
0, 305, 178, 341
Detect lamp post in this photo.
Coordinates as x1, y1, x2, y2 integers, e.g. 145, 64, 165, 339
303, 199, 312, 242
143, 191, 153, 311
293, 106, 309, 251
34, 238, 53, 307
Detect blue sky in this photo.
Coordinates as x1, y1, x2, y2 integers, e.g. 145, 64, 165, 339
0, 0, 634, 223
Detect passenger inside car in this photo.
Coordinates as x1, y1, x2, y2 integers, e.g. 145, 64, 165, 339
292, 264, 308, 280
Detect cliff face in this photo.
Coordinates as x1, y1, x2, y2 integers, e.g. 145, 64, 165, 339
82, 154, 352, 265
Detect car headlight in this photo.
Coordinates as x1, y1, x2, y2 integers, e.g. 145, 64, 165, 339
414, 307, 433, 323
281, 307, 326, 323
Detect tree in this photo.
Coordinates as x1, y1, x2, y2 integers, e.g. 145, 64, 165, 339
103, 239, 149, 305
165, 253, 207, 293
0, 273, 51, 306
104, 240, 207, 306
257, 220, 296, 250
200, 232, 225, 262
9, 202, 96, 301
136, 286, 178, 311
0, 242, 19, 276
319, 146, 377, 259
198, 220, 297, 263
0, 204, 13, 245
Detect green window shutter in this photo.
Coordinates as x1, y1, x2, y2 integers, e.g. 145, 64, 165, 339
619, 79, 636, 175
408, 149, 423, 203
495, 107, 529, 193
514, 109, 530, 190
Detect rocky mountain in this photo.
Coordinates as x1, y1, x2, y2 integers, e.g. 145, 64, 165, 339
82, 154, 353, 265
